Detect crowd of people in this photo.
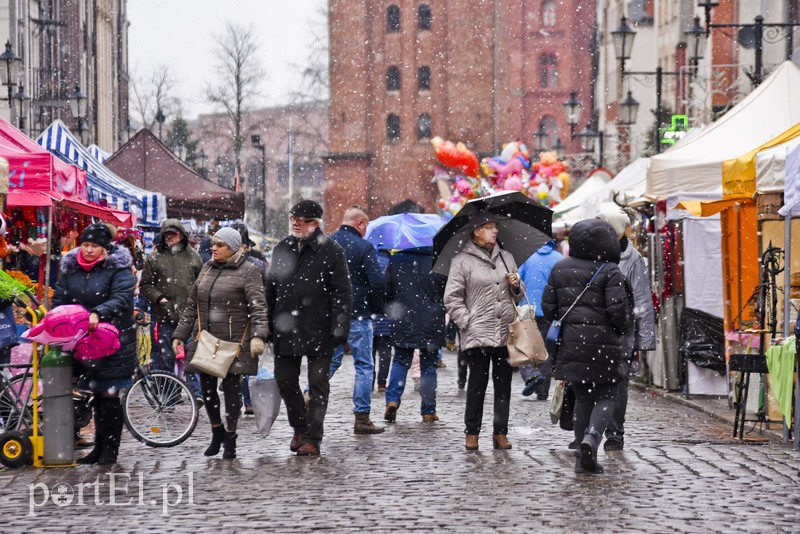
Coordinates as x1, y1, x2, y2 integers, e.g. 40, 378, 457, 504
63, 198, 655, 473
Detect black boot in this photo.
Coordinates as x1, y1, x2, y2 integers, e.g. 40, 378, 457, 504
76, 396, 102, 465
97, 397, 123, 466
204, 425, 225, 457
222, 431, 237, 459
579, 429, 604, 474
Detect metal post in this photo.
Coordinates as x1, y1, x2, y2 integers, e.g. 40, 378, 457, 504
598, 133, 604, 168
753, 16, 763, 87
261, 152, 267, 236
287, 125, 294, 235
655, 67, 663, 154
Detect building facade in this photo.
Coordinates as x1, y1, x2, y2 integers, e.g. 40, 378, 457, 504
325, 0, 597, 228
0, 0, 129, 150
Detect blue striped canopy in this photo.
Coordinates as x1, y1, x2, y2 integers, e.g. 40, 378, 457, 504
37, 120, 166, 226
87, 144, 111, 163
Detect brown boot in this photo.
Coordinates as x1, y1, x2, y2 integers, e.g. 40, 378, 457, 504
465, 434, 479, 450
289, 431, 304, 452
296, 442, 320, 456
422, 414, 439, 422
384, 402, 399, 422
354, 412, 385, 434
493, 434, 512, 450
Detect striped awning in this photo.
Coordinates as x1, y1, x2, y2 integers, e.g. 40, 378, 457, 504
37, 120, 166, 226
87, 144, 111, 163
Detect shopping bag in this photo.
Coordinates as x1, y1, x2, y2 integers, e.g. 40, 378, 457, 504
549, 380, 566, 424
0, 302, 18, 349
249, 361, 281, 437
507, 305, 548, 367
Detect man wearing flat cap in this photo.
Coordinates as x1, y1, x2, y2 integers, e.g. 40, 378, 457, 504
266, 200, 353, 456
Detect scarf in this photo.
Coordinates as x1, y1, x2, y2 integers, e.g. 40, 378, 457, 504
77, 250, 106, 271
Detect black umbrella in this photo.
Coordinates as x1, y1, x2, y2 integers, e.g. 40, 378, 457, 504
432, 191, 553, 275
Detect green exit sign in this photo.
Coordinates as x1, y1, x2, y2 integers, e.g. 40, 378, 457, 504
660, 114, 689, 145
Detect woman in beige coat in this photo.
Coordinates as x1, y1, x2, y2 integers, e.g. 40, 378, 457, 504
173, 227, 269, 460
443, 213, 522, 451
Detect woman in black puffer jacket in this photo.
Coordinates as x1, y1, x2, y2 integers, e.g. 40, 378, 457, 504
52, 223, 136, 466
542, 219, 630, 474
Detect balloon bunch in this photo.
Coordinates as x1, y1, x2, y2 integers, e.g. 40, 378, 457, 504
433, 139, 571, 216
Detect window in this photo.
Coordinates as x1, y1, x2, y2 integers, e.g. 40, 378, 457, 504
387, 113, 401, 143
418, 66, 431, 91
540, 53, 558, 88
386, 66, 401, 91
387, 5, 401, 32
417, 113, 432, 140
418, 4, 432, 30
542, 1, 556, 27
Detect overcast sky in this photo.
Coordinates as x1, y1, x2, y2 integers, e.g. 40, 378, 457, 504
127, 0, 325, 119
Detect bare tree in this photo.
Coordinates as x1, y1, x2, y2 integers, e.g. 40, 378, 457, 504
129, 65, 180, 132
205, 21, 266, 182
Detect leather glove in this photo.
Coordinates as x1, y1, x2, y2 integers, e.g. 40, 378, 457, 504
172, 339, 184, 354
250, 337, 265, 357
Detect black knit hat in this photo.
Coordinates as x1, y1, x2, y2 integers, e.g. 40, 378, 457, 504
80, 223, 113, 250
290, 200, 323, 219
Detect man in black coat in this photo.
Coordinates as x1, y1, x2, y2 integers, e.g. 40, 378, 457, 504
329, 206, 387, 434
266, 200, 353, 456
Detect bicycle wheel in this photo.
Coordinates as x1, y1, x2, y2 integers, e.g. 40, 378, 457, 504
0, 374, 37, 433
122, 370, 198, 447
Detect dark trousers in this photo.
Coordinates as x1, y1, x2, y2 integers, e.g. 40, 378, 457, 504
374, 336, 392, 387
464, 346, 513, 435
519, 317, 553, 396
457, 350, 467, 387
274, 352, 332, 445
572, 381, 618, 445
200, 373, 242, 431
606, 359, 630, 440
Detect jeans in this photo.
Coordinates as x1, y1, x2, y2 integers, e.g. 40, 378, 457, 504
572, 381, 618, 446
330, 319, 374, 413
385, 347, 438, 415
606, 358, 631, 441
519, 317, 552, 397
152, 321, 202, 399
274, 352, 332, 445
374, 336, 392, 388
464, 346, 513, 435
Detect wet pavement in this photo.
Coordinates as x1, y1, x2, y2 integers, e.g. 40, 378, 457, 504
2, 350, 799, 532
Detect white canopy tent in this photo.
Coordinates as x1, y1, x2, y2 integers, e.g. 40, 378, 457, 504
583, 157, 650, 216
756, 135, 800, 194
648, 61, 800, 199
551, 171, 611, 228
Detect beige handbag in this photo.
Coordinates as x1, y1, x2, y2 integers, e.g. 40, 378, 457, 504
507, 289, 548, 368
191, 296, 249, 378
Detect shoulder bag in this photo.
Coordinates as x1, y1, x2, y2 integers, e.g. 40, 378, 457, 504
189, 269, 250, 378
545, 263, 606, 354
498, 253, 548, 368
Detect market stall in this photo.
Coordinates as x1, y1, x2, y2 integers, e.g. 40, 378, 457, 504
38, 120, 166, 226
104, 129, 245, 221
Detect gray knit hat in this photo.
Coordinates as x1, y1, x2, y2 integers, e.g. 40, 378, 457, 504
213, 227, 242, 251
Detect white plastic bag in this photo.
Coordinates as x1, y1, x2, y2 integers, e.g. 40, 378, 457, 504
249, 358, 281, 437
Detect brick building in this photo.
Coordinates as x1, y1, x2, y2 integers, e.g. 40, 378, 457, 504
325, 0, 597, 227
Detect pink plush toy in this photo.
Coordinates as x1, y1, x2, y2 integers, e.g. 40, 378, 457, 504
73, 323, 121, 363
22, 304, 90, 350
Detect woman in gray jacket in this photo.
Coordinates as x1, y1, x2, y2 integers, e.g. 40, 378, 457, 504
444, 213, 523, 451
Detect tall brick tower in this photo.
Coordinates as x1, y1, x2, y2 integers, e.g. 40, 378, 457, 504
325, 0, 596, 227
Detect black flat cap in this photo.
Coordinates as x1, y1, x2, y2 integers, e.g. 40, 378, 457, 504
290, 200, 323, 219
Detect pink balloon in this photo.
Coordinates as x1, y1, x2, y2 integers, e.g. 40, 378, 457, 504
22, 305, 90, 349
503, 176, 524, 190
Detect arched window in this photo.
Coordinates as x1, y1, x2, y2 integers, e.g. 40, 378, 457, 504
387, 5, 401, 32
417, 113, 432, 140
386, 66, 401, 91
417, 66, 431, 91
540, 53, 558, 88
418, 4, 432, 31
542, 1, 556, 27
387, 113, 401, 143
538, 116, 559, 149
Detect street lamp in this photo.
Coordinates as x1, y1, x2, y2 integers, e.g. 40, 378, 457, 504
619, 91, 641, 126
12, 85, 30, 133
576, 125, 606, 168
610, 17, 636, 74
562, 91, 583, 139
552, 138, 565, 160
688, 3, 800, 87
0, 40, 21, 104
251, 133, 267, 235
533, 123, 549, 152
684, 16, 708, 67
155, 107, 166, 141
197, 148, 208, 177
68, 85, 87, 143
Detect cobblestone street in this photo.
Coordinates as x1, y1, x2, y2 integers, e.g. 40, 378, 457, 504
2, 350, 799, 532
